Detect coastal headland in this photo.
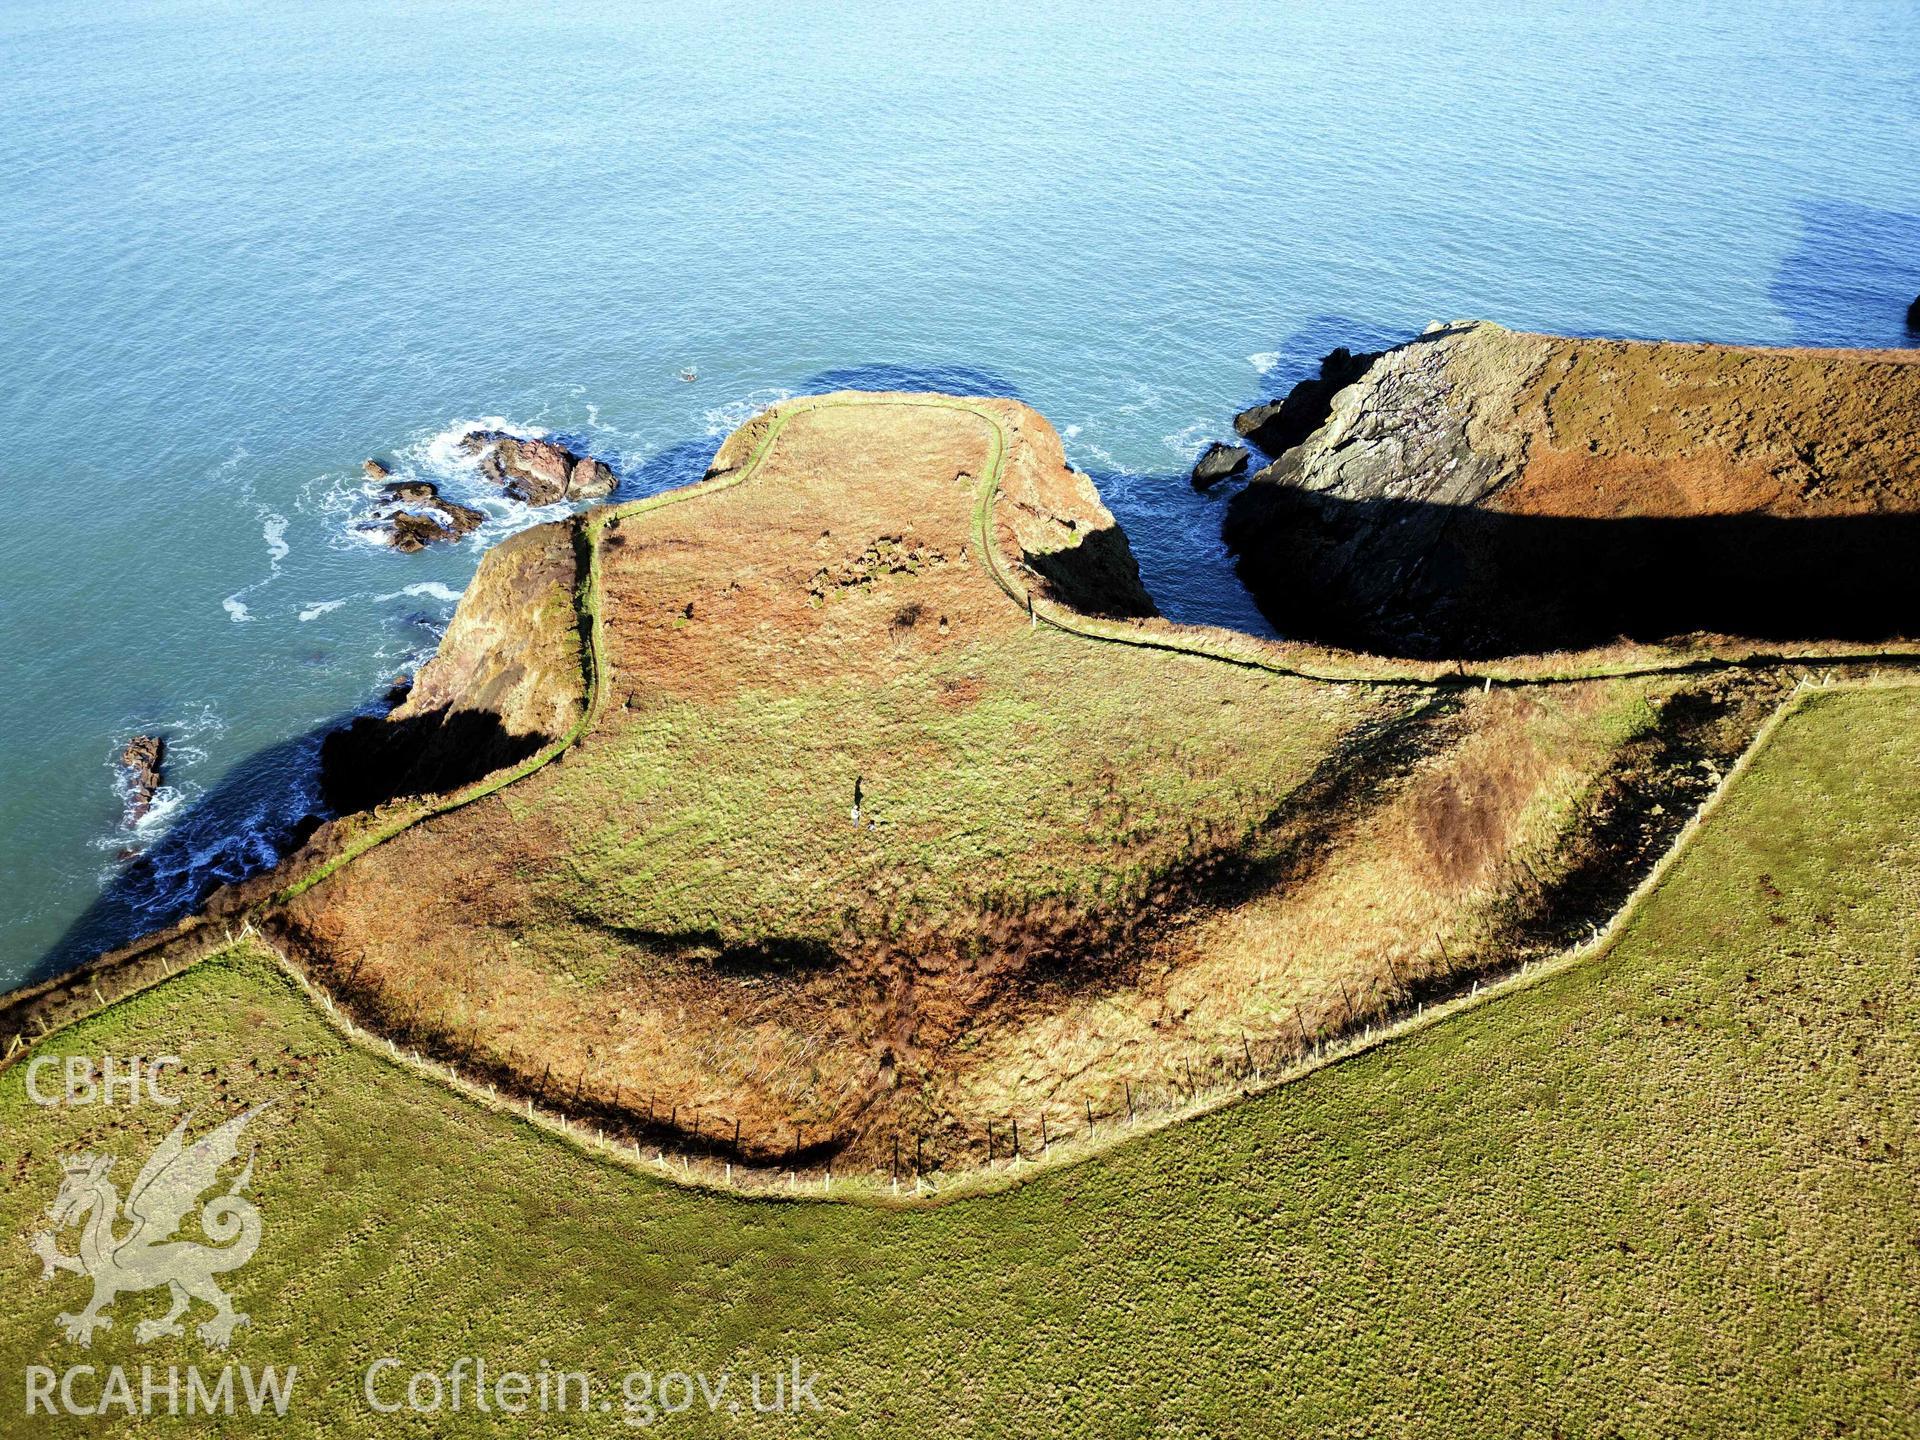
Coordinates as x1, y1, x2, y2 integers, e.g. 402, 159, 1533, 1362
11, 348, 1920, 1177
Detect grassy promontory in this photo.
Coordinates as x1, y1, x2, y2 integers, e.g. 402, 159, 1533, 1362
4, 684, 1914, 1436
234, 393, 1766, 1168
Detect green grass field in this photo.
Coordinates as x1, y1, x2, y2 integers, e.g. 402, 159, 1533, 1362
3, 684, 1915, 1436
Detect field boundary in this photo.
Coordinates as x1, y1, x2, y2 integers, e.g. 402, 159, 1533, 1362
19, 675, 1900, 1210
8, 393, 1920, 1172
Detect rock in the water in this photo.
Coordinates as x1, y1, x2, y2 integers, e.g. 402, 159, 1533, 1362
1190, 441, 1250, 491
1908, 294, 1920, 330
118, 734, 167, 825
484, 437, 575, 503
1234, 347, 1380, 458
457, 429, 509, 456
460, 430, 618, 504
569, 456, 617, 499
386, 513, 454, 552
369, 481, 487, 552
363, 458, 392, 480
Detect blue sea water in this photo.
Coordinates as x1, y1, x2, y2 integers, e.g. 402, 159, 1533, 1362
2, 0, 1917, 988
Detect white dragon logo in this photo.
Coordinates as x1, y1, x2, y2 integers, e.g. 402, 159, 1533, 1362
29, 1106, 268, 1349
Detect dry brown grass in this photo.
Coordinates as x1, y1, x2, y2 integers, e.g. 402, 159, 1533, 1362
266, 395, 1788, 1168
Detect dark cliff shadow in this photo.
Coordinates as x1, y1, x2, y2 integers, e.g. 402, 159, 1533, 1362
28, 701, 558, 990
1082, 465, 1279, 637
1771, 200, 1920, 349
28, 725, 334, 987
319, 708, 553, 814
611, 435, 720, 496
799, 362, 1020, 398
1230, 489, 1920, 659
1025, 523, 1158, 620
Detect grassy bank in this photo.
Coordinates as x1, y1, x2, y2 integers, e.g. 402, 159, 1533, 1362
5, 684, 1914, 1437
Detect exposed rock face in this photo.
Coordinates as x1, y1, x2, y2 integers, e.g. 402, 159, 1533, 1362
363, 458, 391, 480
461, 432, 618, 505
321, 520, 588, 811
368, 481, 487, 552
1233, 346, 1379, 457
1224, 321, 1920, 656
117, 735, 166, 825
569, 456, 616, 498
986, 405, 1157, 619
1190, 441, 1250, 490
1909, 294, 1920, 330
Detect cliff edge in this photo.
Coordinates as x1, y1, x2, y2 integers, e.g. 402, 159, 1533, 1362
1223, 322, 1920, 657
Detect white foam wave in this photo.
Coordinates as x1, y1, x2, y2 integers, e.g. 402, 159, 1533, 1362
130, 785, 189, 832
261, 512, 290, 562
703, 387, 792, 437
1163, 421, 1212, 458
374, 581, 465, 605
1249, 352, 1281, 375
222, 595, 254, 623
322, 414, 593, 556
414, 415, 545, 475
97, 704, 228, 851
299, 598, 348, 622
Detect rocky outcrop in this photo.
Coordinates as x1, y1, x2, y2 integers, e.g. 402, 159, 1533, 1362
363, 458, 391, 480
321, 519, 588, 811
1190, 441, 1250, 490
1233, 347, 1378, 457
460, 432, 617, 505
1908, 294, 1920, 330
1224, 321, 1920, 656
117, 736, 166, 825
368, 481, 487, 552
985, 402, 1158, 619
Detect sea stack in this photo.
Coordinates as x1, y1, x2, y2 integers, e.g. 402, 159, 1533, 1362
460, 432, 618, 505
118, 734, 167, 824
368, 480, 487, 552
